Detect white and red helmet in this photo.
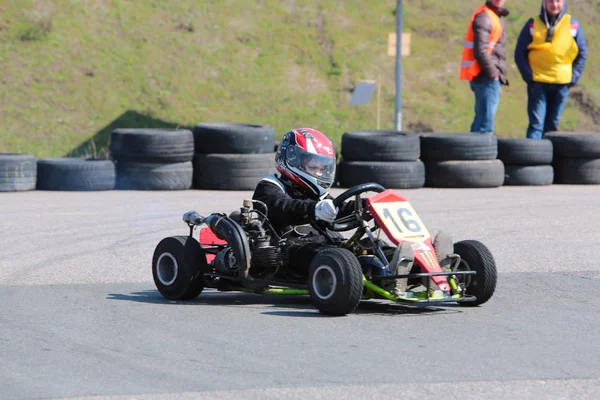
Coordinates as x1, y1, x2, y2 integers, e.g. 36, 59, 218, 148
275, 128, 336, 197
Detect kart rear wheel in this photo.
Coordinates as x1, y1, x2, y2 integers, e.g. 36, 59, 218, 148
453, 240, 497, 306
152, 236, 207, 300
308, 248, 363, 316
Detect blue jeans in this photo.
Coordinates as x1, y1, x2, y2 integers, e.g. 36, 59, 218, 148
526, 82, 570, 139
470, 78, 500, 133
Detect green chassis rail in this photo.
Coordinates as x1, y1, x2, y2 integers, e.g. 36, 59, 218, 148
217, 270, 477, 305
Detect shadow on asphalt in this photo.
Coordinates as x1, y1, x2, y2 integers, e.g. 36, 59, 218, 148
107, 289, 462, 317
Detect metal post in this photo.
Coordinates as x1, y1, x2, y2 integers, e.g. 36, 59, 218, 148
377, 73, 381, 129
394, 0, 403, 131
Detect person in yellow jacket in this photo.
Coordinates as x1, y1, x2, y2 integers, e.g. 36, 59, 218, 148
515, 0, 587, 139
460, 0, 510, 134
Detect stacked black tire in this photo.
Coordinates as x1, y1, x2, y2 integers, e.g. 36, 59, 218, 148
497, 138, 554, 186
36, 158, 116, 191
0, 153, 37, 192
420, 133, 504, 188
192, 123, 276, 190
110, 129, 194, 190
546, 132, 600, 184
337, 130, 424, 189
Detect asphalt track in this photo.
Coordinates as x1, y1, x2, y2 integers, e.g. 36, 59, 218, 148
1, 186, 600, 399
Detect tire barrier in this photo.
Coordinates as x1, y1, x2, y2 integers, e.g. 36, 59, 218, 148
110, 128, 194, 163
420, 133, 498, 161
36, 158, 116, 191
421, 133, 504, 188
110, 129, 194, 190
546, 132, 600, 184
341, 130, 420, 162
498, 138, 554, 186
0, 153, 37, 192
8, 130, 600, 192
425, 160, 505, 188
192, 123, 275, 154
338, 130, 424, 189
193, 153, 276, 190
192, 123, 277, 190
338, 160, 425, 189
115, 161, 193, 190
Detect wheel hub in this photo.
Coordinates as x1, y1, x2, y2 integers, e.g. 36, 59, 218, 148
157, 252, 178, 286
456, 259, 473, 288
312, 265, 337, 300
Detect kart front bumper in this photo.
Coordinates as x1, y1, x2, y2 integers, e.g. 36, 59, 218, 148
363, 270, 478, 305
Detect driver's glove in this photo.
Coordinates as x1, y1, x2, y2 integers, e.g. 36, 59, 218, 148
315, 199, 338, 223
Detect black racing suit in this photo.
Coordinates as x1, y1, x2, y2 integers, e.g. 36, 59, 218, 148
252, 174, 356, 276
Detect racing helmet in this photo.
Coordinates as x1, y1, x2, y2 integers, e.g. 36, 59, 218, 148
275, 128, 336, 197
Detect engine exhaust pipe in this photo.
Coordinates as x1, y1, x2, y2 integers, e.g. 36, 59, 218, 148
183, 210, 251, 278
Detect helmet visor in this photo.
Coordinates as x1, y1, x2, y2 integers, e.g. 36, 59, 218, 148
286, 145, 336, 185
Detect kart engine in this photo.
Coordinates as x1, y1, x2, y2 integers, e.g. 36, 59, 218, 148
184, 201, 287, 280
231, 200, 287, 277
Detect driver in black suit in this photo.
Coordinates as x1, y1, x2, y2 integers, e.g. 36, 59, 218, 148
252, 128, 359, 276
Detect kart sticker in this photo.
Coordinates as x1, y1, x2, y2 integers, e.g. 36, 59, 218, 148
369, 200, 430, 244
411, 241, 431, 251
419, 251, 437, 269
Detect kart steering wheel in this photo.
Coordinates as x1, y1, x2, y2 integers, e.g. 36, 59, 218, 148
328, 182, 386, 231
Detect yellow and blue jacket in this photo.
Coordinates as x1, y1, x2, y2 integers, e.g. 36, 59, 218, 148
514, 0, 587, 85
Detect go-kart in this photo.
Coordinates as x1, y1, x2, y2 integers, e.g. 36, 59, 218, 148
152, 183, 497, 316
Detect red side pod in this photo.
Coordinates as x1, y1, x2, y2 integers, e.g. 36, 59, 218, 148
199, 227, 226, 263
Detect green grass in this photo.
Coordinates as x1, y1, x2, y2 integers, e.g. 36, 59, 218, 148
0, 0, 598, 158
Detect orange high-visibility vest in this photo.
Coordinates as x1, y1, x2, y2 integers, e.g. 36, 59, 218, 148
459, 5, 503, 81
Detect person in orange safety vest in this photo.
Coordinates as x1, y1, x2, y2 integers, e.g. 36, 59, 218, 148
460, 1, 510, 134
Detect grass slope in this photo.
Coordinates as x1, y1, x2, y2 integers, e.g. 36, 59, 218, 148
0, 0, 598, 158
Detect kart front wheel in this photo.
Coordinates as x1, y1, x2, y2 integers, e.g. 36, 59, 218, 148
152, 235, 207, 300
453, 240, 497, 306
308, 248, 364, 316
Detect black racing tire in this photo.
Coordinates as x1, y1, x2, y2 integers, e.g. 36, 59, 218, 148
308, 248, 363, 316
116, 161, 193, 190
420, 133, 498, 161
0, 153, 37, 192
454, 240, 497, 307
504, 165, 554, 186
193, 153, 276, 190
152, 236, 207, 300
497, 138, 553, 165
425, 160, 505, 188
36, 158, 116, 191
193, 123, 275, 154
337, 160, 425, 189
341, 130, 420, 161
110, 129, 194, 163
545, 132, 600, 159
553, 158, 600, 184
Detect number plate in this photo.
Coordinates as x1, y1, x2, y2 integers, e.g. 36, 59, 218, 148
368, 194, 430, 244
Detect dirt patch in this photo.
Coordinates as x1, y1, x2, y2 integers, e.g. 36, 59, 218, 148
570, 89, 600, 125
418, 27, 447, 39
406, 121, 434, 133
313, 8, 339, 69
175, 22, 194, 32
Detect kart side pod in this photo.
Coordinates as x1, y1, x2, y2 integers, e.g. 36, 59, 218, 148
183, 211, 251, 278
